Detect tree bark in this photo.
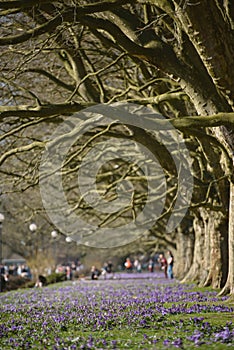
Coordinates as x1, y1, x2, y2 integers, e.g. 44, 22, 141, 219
174, 226, 194, 279
181, 213, 205, 283
202, 212, 228, 288
219, 166, 234, 296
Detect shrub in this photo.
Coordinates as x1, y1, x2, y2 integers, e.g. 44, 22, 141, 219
1, 272, 67, 292
4, 275, 31, 291
46, 272, 66, 284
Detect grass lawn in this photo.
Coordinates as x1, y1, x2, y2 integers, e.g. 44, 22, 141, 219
0, 272, 233, 349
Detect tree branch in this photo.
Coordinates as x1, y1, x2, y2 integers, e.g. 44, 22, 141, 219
126, 90, 188, 104
0, 0, 134, 11
0, 141, 45, 166
0, 0, 51, 9
20, 69, 75, 92
0, 102, 92, 119
0, 1, 136, 46
169, 113, 234, 129
0, 10, 66, 45
0, 116, 59, 142
1, 103, 234, 128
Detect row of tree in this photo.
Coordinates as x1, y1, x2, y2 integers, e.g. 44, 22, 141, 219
0, 0, 233, 295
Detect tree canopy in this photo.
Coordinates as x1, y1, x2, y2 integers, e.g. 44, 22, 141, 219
0, 0, 234, 295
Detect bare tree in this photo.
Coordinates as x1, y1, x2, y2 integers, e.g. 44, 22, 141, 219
0, 1, 233, 295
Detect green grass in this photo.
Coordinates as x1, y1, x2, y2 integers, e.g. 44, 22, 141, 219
0, 281, 233, 349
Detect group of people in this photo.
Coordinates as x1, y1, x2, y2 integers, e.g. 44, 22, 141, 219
0, 263, 32, 281
55, 261, 84, 281
91, 260, 114, 280
88, 250, 175, 281
123, 251, 174, 279
158, 250, 174, 279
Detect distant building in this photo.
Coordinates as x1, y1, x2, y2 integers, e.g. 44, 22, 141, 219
2, 258, 26, 267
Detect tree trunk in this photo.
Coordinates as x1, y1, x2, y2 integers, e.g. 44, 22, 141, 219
175, 226, 194, 279
181, 213, 205, 283
202, 211, 228, 288
198, 209, 210, 286
219, 172, 234, 296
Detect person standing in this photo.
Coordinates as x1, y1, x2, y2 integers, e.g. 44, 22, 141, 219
148, 258, 154, 273
134, 259, 142, 273
124, 258, 132, 272
167, 250, 174, 279
158, 253, 168, 278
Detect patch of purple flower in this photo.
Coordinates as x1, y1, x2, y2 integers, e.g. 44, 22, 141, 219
213, 326, 234, 343
171, 338, 183, 348
0, 272, 233, 349
187, 330, 205, 346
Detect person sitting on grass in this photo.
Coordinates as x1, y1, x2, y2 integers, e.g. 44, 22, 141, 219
101, 261, 114, 279
35, 275, 47, 287
91, 266, 101, 280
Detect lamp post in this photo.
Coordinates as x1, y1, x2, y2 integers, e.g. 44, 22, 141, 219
0, 213, 5, 264
65, 236, 73, 264
29, 222, 37, 257
0, 213, 5, 292
51, 230, 58, 270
